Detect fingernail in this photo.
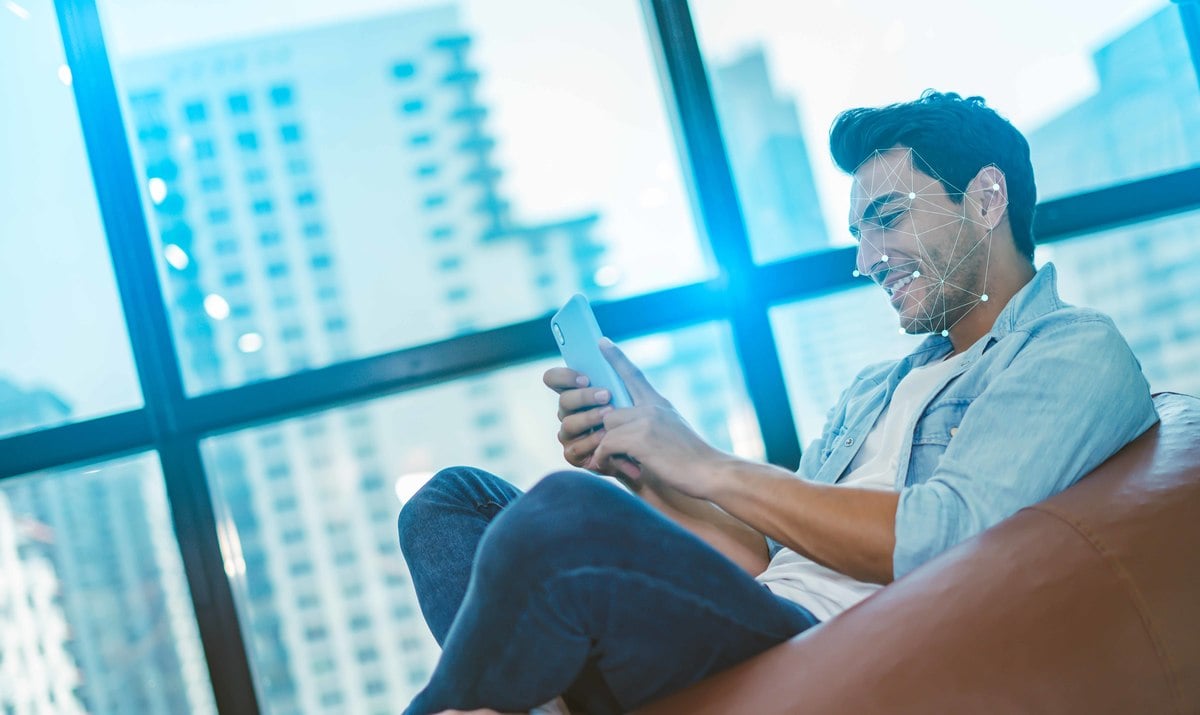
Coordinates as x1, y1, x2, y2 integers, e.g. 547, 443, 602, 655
595, 389, 610, 403
576, 376, 589, 387
599, 407, 613, 416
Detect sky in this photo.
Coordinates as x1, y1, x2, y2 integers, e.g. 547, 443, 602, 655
0, 0, 1175, 429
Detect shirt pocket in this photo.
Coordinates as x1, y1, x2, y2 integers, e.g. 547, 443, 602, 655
906, 398, 974, 485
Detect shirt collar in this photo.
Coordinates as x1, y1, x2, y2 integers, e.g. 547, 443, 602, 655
906, 262, 1063, 366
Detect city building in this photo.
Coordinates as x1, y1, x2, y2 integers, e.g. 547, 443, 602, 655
118, 6, 624, 710
710, 46, 829, 261
1029, 6, 1200, 396
0, 378, 213, 714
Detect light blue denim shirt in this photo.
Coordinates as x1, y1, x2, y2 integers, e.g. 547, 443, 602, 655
795, 263, 1158, 579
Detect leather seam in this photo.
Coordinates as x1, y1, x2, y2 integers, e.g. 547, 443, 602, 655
1028, 504, 1184, 713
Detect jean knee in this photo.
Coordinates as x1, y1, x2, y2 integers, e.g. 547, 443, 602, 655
472, 471, 619, 579
398, 466, 485, 548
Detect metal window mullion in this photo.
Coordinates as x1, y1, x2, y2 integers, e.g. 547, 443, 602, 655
53, 0, 260, 712
644, 0, 803, 468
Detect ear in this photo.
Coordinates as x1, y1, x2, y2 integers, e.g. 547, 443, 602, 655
968, 165, 1008, 232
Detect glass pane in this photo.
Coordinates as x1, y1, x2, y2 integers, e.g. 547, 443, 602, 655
771, 287, 923, 445
0, 1, 142, 438
0, 452, 216, 713
98, 0, 710, 395
1042, 212, 1200, 395
691, 0, 1200, 264
200, 321, 758, 711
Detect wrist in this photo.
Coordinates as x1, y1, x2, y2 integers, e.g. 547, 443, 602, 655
695, 452, 747, 500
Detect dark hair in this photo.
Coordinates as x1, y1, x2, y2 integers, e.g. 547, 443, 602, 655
830, 90, 1037, 261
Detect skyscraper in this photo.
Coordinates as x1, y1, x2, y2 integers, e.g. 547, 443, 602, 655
118, 6, 618, 711
1028, 6, 1200, 395
0, 377, 213, 715
710, 46, 829, 260
0, 492, 85, 715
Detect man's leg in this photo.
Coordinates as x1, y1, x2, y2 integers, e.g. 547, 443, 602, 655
398, 466, 621, 712
398, 465, 523, 644
404, 471, 819, 715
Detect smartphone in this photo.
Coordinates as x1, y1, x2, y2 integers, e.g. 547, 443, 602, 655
551, 294, 633, 408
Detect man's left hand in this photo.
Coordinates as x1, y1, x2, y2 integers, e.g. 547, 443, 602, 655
587, 339, 731, 498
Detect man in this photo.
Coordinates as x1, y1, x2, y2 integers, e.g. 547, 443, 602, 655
397, 91, 1157, 715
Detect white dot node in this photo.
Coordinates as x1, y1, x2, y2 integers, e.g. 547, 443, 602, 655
941, 330, 949, 337
981, 294, 989, 302
852, 269, 860, 278
912, 270, 920, 278
881, 255, 889, 262
908, 192, 916, 199
991, 183, 1000, 191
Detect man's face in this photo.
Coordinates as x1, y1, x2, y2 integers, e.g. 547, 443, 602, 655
849, 147, 991, 335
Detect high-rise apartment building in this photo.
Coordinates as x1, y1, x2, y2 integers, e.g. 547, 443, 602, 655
710, 47, 829, 260
0, 492, 85, 715
1029, 6, 1200, 395
119, 6, 619, 711
0, 378, 213, 714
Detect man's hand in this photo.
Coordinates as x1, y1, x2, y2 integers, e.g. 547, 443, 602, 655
588, 339, 733, 498
542, 364, 624, 477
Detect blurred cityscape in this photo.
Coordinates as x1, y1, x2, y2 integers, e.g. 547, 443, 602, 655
2, 3, 1198, 713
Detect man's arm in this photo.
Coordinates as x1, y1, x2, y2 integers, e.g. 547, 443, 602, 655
544, 366, 771, 575
592, 409, 898, 585
704, 459, 898, 584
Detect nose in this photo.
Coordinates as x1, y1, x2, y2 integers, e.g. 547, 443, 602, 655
855, 240, 885, 282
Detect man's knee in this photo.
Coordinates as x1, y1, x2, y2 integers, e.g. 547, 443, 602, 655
397, 465, 499, 553
472, 471, 623, 581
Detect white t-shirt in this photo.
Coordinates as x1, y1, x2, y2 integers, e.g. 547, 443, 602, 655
755, 351, 967, 621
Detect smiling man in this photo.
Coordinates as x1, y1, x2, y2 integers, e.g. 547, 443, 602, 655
397, 91, 1158, 715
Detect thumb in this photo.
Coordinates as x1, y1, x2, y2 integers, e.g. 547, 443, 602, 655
599, 337, 667, 407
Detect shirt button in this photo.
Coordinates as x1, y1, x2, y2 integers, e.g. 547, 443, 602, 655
950, 427, 959, 437
845, 437, 854, 447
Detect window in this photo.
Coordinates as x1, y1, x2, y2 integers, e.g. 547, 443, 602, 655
184, 101, 207, 122
1041, 211, 1200, 395
198, 321, 756, 708
0, 3, 142, 438
280, 124, 302, 143
103, 0, 714, 398
0, 454, 216, 713
690, 0, 1199, 264
227, 93, 251, 114
772, 287, 923, 442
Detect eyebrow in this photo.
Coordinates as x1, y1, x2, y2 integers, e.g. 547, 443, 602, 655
849, 191, 906, 238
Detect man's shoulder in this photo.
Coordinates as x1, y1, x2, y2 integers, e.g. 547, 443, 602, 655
1012, 302, 1134, 359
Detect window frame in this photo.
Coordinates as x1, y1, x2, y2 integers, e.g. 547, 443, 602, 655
2, 0, 1199, 712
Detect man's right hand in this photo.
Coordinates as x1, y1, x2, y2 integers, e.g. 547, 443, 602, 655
542, 367, 616, 475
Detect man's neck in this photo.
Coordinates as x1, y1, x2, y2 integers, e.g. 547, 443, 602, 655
946, 260, 1037, 356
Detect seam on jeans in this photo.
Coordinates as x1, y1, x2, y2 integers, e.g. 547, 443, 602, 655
1028, 504, 1184, 713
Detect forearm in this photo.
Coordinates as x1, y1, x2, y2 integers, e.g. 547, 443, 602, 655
705, 460, 898, 584
636, 478, 770, 576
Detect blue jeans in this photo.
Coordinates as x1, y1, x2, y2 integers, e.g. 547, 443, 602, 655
397, 466, 818, 714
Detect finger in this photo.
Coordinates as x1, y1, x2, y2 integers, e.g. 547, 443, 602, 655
558, 386, 613, 417
591, 426, 633, 474
561, 406, 612, 440
600, 406, 647, 431
599, 338, 667, 406
544, 367, 588, 393
614, 456, 643, 480
563, 428, 606, 467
